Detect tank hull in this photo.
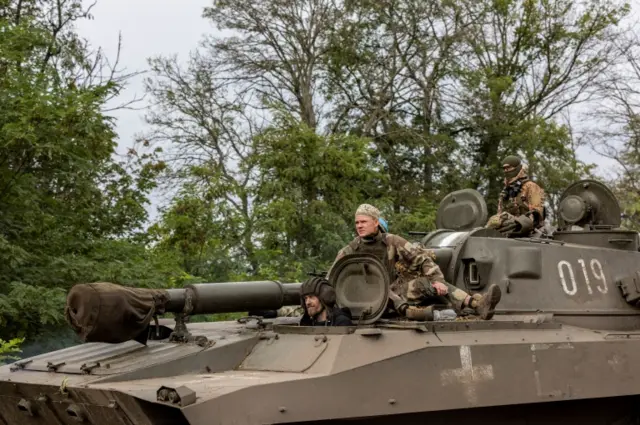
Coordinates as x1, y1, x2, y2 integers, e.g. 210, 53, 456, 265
423, 231, 640, 331
3, 318, 640, 425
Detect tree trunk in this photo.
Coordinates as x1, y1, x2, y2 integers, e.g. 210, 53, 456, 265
476, 130, 502, 215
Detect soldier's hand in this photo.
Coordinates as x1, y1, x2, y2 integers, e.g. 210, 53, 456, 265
496, 218, 518, 235
388, 290, 408, 315
432, 281, 448, 296
513, 214, 534, 234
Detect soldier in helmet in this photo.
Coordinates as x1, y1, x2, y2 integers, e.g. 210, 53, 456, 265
328, 204, 502, 320
299, 277, 353, 326
486, 155, 546, 237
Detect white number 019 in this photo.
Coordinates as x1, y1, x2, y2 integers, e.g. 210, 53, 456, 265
558, 259, 608, 297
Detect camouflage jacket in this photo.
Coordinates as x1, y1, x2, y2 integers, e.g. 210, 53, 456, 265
497, 168, 545, 220
327, 232, 446, 287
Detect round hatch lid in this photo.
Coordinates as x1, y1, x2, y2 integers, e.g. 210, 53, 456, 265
327, 253, 390, 325
436, 189, 488, 231
557, 179, 621, 228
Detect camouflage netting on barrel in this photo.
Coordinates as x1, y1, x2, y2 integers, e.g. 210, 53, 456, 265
65, 282, 170, 344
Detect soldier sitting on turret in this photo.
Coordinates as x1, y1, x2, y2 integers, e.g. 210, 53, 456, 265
328, 204, 502, 321
299, 277, 353, 326
486, 155, 546, 237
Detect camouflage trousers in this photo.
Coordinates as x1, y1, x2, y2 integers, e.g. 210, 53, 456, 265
277, 305, 304, 317
392, 276, 469, 311
486, 212, 513, 230
276, 276, 472, 318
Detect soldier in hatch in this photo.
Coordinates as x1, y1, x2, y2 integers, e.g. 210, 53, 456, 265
328, 204, 502, 320
272, 215, 391, 319
486, 155, 546, 237
299, 277, 353, 326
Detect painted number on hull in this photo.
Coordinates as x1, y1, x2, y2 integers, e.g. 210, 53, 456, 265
558, 259, 608, 297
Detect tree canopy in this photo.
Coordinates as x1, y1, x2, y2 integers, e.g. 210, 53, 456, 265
2, 0, 639, 356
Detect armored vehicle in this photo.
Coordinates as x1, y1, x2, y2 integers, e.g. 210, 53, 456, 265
2, 179, 640, 425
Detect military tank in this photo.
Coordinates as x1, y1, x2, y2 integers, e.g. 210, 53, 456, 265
2, 179, 640, 425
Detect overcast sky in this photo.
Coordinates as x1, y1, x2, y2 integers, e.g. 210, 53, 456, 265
76, 0, 213, 154
76, 0, 623, 219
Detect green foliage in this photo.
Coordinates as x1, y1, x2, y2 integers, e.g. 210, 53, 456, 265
616, 187, 640, 231
251, 113, 382, 277
148, 112, 382, 282
188, 312, 247, 323
324, 0, 463, 212
454, 0, 628, 209
0, 283, 66, 339
0, 1, 174, 343
0, 337, 24, 365
387, 199, 439, 237
1, 0, 637, 355
610, 121, 640, 231
149, 189, 245, 282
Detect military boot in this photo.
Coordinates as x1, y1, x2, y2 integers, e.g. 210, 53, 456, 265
470, 284, 502, 320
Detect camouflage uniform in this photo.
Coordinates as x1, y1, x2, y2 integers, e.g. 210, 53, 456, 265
328, 203, 501, 320
277, 306, 304, 317
328, 232, 471, 311
486, 165, 546, 231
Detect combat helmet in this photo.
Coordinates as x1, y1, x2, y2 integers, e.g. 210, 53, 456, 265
502, 155, 522, 179
300, 277, 336, 311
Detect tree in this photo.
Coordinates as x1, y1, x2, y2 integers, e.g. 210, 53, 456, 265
203, 0, 338, 130
149, 186, 245, 281
586, 31, 640, 230
0, 0, 169, 342
251, 113, 381, 277
0, 337, 23, 365
142, 51, 262, 273
325, 0, 465, 214
452, 0, 629, 212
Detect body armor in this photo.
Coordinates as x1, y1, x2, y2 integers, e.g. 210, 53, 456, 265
501, 177, 532, 217
347, 233, 395, 281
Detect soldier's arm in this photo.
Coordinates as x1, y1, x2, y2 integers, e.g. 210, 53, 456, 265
388, 235, 446, 282
524, 182, 545, 218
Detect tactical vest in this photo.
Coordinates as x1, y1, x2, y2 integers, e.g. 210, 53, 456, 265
347, 233, 396, 282
501, 177, 532, 216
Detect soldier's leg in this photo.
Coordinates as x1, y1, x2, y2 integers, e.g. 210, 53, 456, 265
433, 281, 503, 320
277, 306, 304, 317
398, 277, 435, 320
441, 282, 470, 311
486, 213, 501, 229
406, 278, 465, 309
405, 276, 437, 304
486, 212, 514, 230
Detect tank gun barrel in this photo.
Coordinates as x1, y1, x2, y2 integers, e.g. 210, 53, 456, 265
65, 280, 302, 345
164, 281, 302, 315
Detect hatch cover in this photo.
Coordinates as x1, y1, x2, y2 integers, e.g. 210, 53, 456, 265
436, 189, 488, 231
558, 179, 621, 228
328, 253, 390, 325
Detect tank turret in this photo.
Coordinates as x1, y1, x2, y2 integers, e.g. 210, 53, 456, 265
418, 179, 640, 331
551, 179, 639, 251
